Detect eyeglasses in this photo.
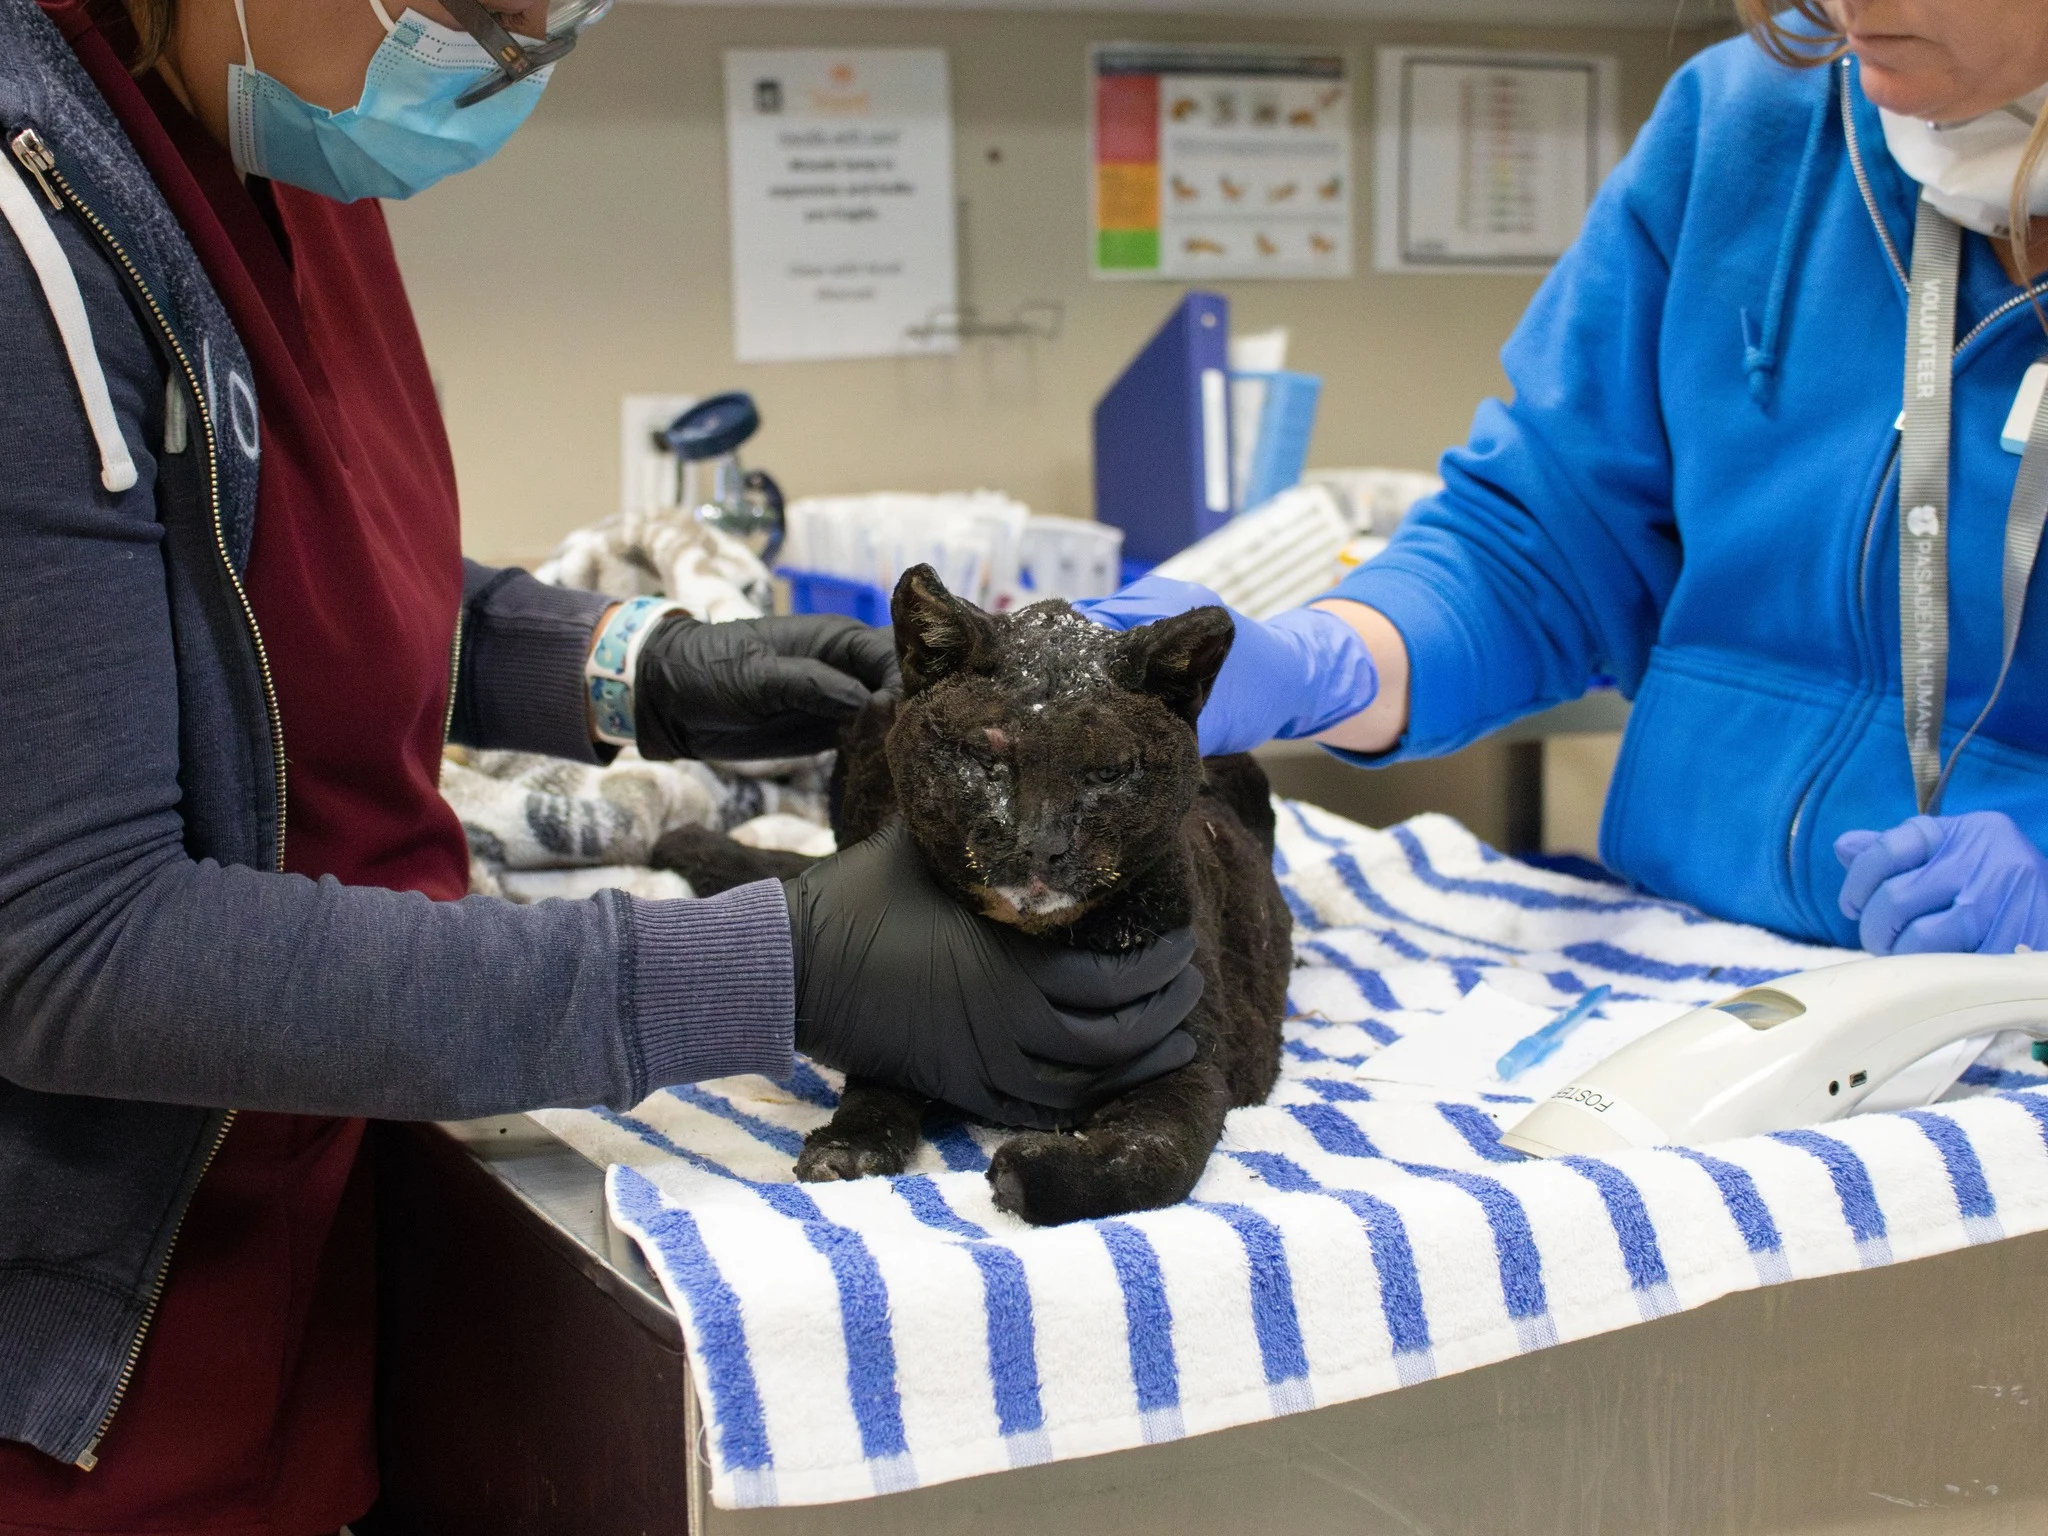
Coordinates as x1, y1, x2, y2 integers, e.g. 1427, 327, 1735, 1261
443, 0, 615, 108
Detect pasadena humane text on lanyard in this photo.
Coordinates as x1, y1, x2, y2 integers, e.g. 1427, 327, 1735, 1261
1897, 199, 2048, 814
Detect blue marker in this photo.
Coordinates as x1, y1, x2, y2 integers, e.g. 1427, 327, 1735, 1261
1495, 985, 1613, 1082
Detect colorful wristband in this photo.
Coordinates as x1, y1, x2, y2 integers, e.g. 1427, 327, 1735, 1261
585, 596, 688, 745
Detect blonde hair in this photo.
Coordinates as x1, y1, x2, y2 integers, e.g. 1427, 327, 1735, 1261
1737, 0, 2048, 281
111, 0, 175, 72
1735, 0, 1849, 68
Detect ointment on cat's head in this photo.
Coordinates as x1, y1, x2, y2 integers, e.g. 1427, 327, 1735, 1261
883, 564, 1234, 934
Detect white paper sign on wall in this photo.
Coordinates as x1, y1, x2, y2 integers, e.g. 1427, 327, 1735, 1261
1373, 47, 1619, 274
723, 48, 958, 362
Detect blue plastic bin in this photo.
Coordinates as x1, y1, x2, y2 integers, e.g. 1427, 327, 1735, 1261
779, 568, 892, 627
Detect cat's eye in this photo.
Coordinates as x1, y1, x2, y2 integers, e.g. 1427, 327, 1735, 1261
1090, 763, 1129, 784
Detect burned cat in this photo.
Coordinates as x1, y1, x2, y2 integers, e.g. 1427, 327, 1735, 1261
658, 564, 1292, 1226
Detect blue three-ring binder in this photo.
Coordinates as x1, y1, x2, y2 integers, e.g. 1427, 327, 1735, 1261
1092, 291, 1233, 567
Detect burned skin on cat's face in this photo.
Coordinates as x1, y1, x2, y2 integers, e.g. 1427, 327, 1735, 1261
884, 567, 1233, 937
890, 683, 1187, 931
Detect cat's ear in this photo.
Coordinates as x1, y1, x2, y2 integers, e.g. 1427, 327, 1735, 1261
1115, 606, 1235, 727
892, 563, 998, 696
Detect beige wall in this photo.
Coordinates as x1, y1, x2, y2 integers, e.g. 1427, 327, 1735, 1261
1543, 729, 1623, 854
386, 4, 1727, 568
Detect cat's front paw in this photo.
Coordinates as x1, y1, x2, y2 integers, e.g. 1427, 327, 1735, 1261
795, 1129, 909, 1183
988, 1132, 1119, 1226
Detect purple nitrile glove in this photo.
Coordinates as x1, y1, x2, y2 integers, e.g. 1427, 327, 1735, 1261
1835, 812, 2048, 955
1074, 575, 1377, 756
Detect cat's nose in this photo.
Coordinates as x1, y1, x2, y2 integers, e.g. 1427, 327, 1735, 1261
1025, 821, 1073, 863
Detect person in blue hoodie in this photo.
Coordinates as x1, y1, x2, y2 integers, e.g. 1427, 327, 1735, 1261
1089, 0, 2048, 958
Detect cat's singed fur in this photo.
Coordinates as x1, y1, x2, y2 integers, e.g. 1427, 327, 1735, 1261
661, 565, 1292, 1226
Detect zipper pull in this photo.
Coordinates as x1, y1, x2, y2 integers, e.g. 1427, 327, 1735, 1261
9, 128, 64, 211
163, 375, 189, 456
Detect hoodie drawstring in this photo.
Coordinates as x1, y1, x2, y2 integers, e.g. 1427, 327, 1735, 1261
0, 146, 138, 493
1743, 69, 1836, 411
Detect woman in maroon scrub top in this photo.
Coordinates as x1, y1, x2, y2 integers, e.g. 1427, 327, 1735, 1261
0, 2, 1203, 1530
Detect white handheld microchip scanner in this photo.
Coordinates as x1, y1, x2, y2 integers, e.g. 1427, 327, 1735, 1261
1501, 953, 2048, 1159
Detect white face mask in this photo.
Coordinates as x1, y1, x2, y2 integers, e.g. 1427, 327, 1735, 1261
1881, 87, 2048, 236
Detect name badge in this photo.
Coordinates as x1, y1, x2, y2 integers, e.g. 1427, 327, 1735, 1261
2001, 361, 2048, 455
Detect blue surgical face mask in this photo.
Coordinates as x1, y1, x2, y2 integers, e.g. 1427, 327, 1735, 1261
226, 0, 552, 202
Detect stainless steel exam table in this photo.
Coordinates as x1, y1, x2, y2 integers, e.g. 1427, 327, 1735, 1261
366, 1115, 2048, 1536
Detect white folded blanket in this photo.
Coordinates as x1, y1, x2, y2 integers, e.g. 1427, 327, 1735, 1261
537, 804, 2048, 1509
441, 747, 830, 899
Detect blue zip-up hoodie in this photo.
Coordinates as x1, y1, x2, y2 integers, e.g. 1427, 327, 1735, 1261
1330, 39, 2048, 947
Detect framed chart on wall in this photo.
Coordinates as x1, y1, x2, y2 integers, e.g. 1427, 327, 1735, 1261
1090, 43, 1353, 282
1373, 47, 1621, 274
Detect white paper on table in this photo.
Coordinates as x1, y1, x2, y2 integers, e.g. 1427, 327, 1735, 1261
723, 49, 957, 362
1355, 981, 1547, 1092
1357, 980, 1693, 1106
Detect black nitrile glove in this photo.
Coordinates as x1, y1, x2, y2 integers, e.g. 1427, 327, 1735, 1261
635, 614, 900, 760
784, 819, 1203, 1129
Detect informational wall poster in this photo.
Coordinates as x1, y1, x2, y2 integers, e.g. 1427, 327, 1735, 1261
1373, 47, 1619, 273
723, 48, 958, 362
1091, 44, 1352, 281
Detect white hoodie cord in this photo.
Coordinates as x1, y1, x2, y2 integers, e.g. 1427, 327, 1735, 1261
0, 152, 139, 493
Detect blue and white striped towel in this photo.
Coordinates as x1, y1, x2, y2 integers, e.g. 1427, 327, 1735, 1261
535, 805, 2048, 1509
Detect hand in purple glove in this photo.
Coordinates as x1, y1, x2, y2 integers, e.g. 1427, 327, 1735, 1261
1074, 576, 1377, 756
1835, 811, 2048, 955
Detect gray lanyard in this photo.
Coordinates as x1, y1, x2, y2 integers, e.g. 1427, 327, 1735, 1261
1898, 199, 2048, 813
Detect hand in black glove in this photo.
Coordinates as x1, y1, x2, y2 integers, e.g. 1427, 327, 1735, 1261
785, 819, 1203, 1129
635, 614, 900, 760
